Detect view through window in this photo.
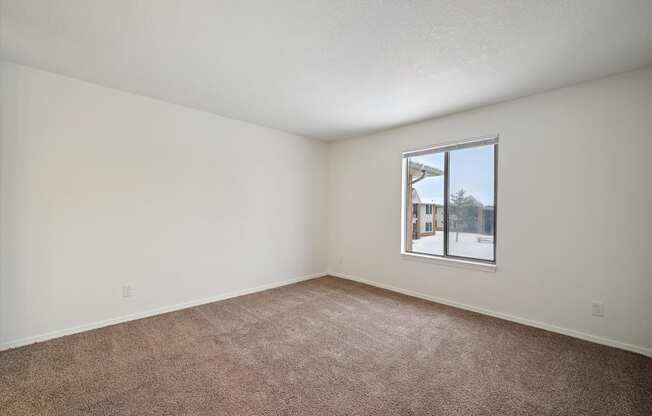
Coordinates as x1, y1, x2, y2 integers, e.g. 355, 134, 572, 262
403, 138, 497, 263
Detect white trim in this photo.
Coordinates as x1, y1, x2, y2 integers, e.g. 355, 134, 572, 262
400, 157, 409, 253
329, 272, 652, 358
0, 272, 326, 352
402, 134, 499, 158
400, 251, 497, 273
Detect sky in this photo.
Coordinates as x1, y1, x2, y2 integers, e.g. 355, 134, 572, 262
411, 144, 494, 206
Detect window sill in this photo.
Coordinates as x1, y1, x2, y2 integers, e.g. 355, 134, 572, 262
400, 251, 497, 273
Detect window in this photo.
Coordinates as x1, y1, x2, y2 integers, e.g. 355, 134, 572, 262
402, 137, 497, 263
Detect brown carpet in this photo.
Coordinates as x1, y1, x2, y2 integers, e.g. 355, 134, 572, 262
1, 276, 650, 415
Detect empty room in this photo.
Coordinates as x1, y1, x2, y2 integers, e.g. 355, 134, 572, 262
1, 1, 651, 415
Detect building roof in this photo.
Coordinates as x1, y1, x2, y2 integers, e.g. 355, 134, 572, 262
412, 189, 422, 204
412, 190, 442, 206
408, 161, 443, 179
418, 198, 443, 206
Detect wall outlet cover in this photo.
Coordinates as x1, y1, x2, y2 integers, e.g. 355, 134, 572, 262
592, 301, 604, 317
122, 285, 133, 298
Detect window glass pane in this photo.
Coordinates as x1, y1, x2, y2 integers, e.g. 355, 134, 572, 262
407, 152, 444, 256
447, 144, 495, 261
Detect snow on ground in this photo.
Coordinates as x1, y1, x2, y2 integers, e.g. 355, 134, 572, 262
412, 232, 493, 261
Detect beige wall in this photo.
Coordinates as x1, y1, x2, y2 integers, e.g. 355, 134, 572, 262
0, 62, 329, 348
328, 67, 652, 355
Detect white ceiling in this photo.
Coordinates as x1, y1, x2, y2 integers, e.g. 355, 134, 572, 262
2, 1, 652, 140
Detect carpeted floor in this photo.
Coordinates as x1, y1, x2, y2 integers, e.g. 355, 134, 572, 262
1, 276, 650, 415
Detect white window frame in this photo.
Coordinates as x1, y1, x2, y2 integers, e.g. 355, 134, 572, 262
400, 136, 498, 272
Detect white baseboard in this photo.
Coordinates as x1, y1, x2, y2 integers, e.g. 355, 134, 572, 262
329, 271, 652, 358
0, 272, 326, 352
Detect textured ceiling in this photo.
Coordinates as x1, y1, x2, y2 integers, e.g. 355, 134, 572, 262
2, 1, 652, 140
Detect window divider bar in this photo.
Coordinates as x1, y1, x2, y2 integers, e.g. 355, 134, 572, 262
443, 151, 449, 257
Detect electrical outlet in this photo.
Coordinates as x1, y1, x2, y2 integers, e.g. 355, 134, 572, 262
122, 285, 133, 298
338, 257, 343, 265
591, 301, 604, 317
